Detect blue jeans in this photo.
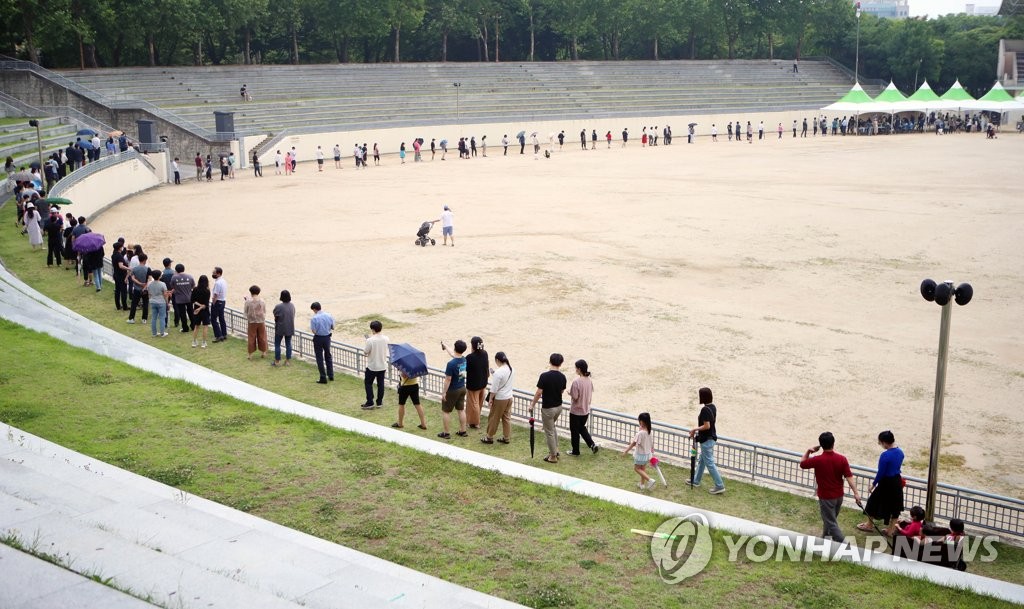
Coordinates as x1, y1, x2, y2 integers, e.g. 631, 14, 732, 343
150, 301, 167, 336
92, 268, 103, 289
275, 334, 292, 361
693, 439, 724, 489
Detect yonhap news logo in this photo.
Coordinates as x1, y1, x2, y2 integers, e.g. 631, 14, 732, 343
649, 515, 714, 583
650, 514, 999, 583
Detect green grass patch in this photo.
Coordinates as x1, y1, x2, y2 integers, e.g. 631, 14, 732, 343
1, 200, 1023, 607
404, 300, 465, 316
334, 314, 409, 336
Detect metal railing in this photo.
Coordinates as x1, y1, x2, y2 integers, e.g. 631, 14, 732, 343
97, 258, 1024, 542
48, 150, 153, 198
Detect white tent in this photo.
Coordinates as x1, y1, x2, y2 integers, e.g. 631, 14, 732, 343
820, 83, 875, 113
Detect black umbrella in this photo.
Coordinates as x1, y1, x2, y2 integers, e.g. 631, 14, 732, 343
689, 434, 697, 488
10, 171, 33, 182
529, 416, 536, 458
688, 122, 698, 127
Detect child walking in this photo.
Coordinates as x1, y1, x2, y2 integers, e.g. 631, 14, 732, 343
623, 412, 656, 491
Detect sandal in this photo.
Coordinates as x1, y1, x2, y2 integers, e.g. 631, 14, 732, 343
417, 425, 427, 430
496, 438, 510, 444
437, 432, 451, 439
856, 523, 875, 532
455, 431, 468, 437
480, 438, 494, 444
543, 456, 558, 464
391, 423, 403, 428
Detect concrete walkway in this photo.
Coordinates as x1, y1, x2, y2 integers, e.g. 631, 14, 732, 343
1, 263, 1024, 606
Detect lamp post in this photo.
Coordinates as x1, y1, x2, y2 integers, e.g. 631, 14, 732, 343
453, 82, 462, 136
28, 119, 43, 174
914, 58, 922, 90
919, 278, 973, 523
854, 2, 862, 83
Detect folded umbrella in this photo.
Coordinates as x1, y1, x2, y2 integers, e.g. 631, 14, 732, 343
387, 343, 427, 378
72, 232, 106, 253
10, 171, 34, 182
689, 435, 697, 488
529, 417, 536, 458
650, 456, 668, 487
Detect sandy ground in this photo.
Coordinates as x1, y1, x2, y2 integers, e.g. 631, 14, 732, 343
96, 131, 1024, 497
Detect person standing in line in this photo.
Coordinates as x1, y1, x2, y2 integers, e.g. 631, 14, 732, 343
606, 131, 612, 147
800, 431, 862, 542
283, 151, 292, 175
481, 135, 487, 157
333, 144, 342, 168
190, 274, 211, 348
623, 412, 656, 491
464, 337, 489, 429
393, 370, 427, 430
272, 289, 295, 366
438, 339, 468, 439
172, 157, 181, 184
290, 147, 298, 172
23, 203, 43, 250
194, 152, 203, 181
802, 118, 809, 137
501, 134, 508, 156
111, 241, 129, 311
481, 352, 514, 445
727, 122, 733, 141
43, 207, 63, 267
858, 430, 905, 536
558, 130, 565, 149
310, 301, 334, 384
641, 128, 648, 147
758, 121, 765, 140
361, 320, 389, 409
567, 359, 598, 456
205, 155, 213, 181
711, 124, 718, 142
813, 117, 819, 136
373, 143, 381, 166
778, 122, 784, 139
210, 266, 228, 342
126, 253, 150, 324
171, 263, 196, 334
621, 128, 628, 147
529, 353, 567, 464
688, 387, 726, 494
220, 154, 229, 180
227, 152, 236, 178
414, 138, 422, 162
531, 132, 540, 158
792, 120, 798, 138
316, 146, 325, 171
252, 151, 262, 177
469, 136, 476, 158
146, 269, 171, 338
734, 120, 741, 144
518, 132, 526, 154
431, 138, 437, 160
243, 285, 268, 360
746, 121, 753, 143
591, 129, 597, 149
434, 205, 455, 247
580, 129, 587, 151
399, 143, 406, 164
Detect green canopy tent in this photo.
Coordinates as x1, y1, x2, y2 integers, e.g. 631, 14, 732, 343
937, 79, 976, 112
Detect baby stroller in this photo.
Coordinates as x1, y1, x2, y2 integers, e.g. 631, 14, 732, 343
415, 221, 436, 247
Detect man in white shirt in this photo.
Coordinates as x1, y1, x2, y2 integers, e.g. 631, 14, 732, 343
362, 320, 389, 409
332, 144, 342, 169
211, 266, 228, 342
316, 146, 325, 171
434, 205, 455, 247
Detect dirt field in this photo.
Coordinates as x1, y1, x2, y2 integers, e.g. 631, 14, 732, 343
96, 130, 1024, 497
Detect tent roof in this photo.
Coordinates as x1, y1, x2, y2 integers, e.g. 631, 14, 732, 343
874, 81, 909, 103
940, 79, 976, 102
907, 80, 941, 102
977, 81, 1016, 103
834, 82, 875, 104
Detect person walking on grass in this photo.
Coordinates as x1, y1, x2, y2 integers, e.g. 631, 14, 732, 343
858, 430, 905, 536
361, 320, 389, 409
438, 339, 468, 440
567, 359, 598, 456
529, 353, 567, 464
800, 431, 862, 543
481, 351, 514, 445
464, 336, 489, 429
243, 285, 267, 360
190, 274, 211, 348
393, 370, 427, 430
272, 289, 295, 366
688, 387, 726, 494
310, 301, 334, 384
623, 412, 656, 491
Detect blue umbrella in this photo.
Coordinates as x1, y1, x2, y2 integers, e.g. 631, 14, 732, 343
77, 128, 98, 137
388, 343, 427, 378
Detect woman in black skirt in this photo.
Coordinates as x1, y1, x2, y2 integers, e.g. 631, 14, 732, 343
858, 430, 905, 536
62, 214, 77, 271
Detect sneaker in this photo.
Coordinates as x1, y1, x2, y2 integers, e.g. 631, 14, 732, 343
638, 482, 645, 489
645, 479, 657, 491
709, 486, 726, 495
161, 332, 168, 337
374, 404, 383, 409
591, 444, 600, 455
126, 319, 135, 324
360, 404, 375, 410
201, 342, 207, 348
191, 340, 198, 348
566, 451, 581, 456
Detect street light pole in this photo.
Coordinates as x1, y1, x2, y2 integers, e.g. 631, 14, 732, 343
28, 119, 42, 174
919, 278, 972, 523
453, 82, 462, 137
855, 3, 862, 84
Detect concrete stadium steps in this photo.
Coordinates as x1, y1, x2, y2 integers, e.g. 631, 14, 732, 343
0, 429, 525, 609
54, 60, 855, 135
1, 118, 88, 170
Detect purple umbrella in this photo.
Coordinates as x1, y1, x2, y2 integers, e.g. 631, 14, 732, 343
72, 232, 106, 253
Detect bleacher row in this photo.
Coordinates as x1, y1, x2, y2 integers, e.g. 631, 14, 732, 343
54, 60, 854, 135
1, 117, 85, 171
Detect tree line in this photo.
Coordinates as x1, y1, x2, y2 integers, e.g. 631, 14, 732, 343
2, 0, 1021, 96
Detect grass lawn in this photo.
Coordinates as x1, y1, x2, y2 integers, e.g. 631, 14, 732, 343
1, 200, 1022, 607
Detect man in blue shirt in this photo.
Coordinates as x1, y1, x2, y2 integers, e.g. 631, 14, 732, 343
438, 339, 468, 439
310, 302, 334, 384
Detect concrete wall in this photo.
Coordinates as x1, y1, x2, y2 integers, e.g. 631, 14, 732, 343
61, 153, 165, 221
